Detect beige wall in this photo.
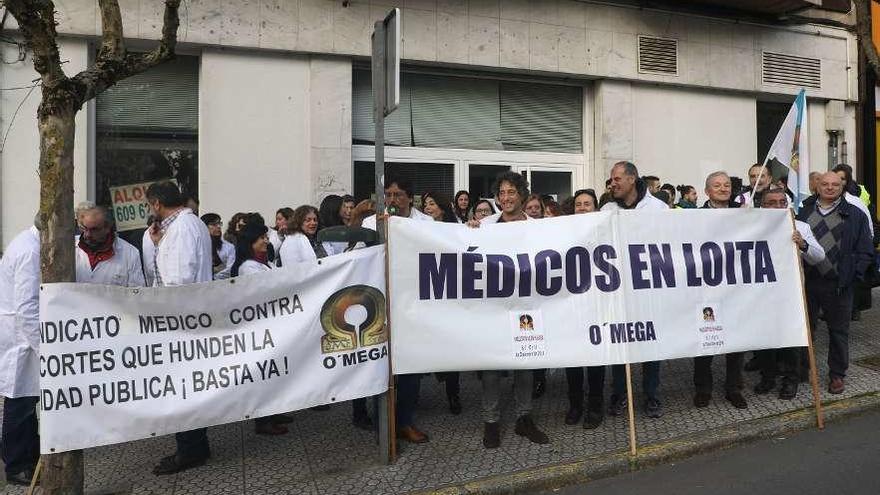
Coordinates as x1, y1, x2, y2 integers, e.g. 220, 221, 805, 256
198, 49, 351, 226
18, 0, 854, 101
0, 38, 89, 251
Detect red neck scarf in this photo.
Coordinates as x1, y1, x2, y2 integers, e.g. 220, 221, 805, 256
254, 251, 268, 265
78, 234, 115, 270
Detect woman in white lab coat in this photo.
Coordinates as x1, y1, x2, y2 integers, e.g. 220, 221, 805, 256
268, 207, 294, 266
201, 213, 235, 279
230, 222, 294, 435
279, 205, 329, 266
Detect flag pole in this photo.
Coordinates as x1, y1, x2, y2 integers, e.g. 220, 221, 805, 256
624, 363, 638, 455
790, 211, 825, 430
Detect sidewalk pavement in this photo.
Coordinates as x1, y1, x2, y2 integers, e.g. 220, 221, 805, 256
3, 296, 880, 495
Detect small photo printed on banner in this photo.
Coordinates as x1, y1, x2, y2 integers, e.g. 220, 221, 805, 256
510, 310, 547, 362
697, 302, 725, 353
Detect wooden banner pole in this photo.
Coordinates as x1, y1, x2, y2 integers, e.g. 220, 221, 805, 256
27, 456, 42, 495
790, 211, 824, 430
624, 363, 638, 456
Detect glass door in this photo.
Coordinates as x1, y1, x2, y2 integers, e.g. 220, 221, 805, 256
526, 168, 574, 202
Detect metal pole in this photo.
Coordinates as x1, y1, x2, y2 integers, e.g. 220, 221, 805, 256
372, 20, 393, 465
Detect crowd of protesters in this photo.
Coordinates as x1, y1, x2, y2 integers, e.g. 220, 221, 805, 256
0, 160, 876, 484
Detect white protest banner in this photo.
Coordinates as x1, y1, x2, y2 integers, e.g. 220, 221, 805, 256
39, 247, 388, 453
388, 209, 808, 374
109, 180, 174, 231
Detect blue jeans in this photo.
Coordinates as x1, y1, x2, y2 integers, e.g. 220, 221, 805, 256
395, 374, 421, 428
611, 361, 660, 401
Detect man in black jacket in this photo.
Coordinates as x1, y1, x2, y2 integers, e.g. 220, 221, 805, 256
796, 172, 873, 394
693, 171, 747, 409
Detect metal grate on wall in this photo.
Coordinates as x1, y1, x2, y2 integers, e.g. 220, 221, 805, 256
637, 35, 678, 76
762, 51, 821, 89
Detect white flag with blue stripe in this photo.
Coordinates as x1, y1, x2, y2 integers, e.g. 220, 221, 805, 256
762, 89, 809, 212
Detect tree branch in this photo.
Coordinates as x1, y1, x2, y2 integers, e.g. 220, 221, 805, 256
855, 0, 880, 79
3, 0, 68, 88
70, 0, 181, 104
96, 0, 125, 62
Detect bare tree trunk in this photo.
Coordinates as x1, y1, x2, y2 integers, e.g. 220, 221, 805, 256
855, 0, 880, 78
37, 105, 81, 494
3, 1, 181, 493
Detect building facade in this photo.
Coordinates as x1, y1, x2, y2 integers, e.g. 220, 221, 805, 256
0, 0, 859, 249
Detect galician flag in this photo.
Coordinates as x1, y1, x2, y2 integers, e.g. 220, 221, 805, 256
762, 89, 809, 212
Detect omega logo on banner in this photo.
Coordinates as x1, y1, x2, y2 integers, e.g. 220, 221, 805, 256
320, 285, 387, 354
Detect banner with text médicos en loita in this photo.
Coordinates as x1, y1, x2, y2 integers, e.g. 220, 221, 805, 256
38, 246, 388, 454
388, 209, 808, 374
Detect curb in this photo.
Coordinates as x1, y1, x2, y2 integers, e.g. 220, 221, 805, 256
409, 391, 880, 495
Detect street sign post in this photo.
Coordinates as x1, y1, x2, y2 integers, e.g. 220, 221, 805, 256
371, 7, 400, 465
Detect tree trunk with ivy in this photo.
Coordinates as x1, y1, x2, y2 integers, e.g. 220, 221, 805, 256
1, 1, 181, 493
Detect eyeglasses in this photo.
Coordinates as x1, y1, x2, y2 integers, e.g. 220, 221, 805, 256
78, 224, 108, 233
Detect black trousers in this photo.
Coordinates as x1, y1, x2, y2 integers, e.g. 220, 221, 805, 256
693, 353, 744, 395
565, 366, 606, 406
175, 428, 210, 462
1, 396, 40, 476
757, 348, 801, 383
806, 279, 853, 378
437, 372, 460, 398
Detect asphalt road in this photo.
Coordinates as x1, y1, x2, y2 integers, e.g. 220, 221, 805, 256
536, 409, 880, 495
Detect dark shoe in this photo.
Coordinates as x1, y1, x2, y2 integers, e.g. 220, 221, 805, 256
515, 415, 550, 444
754, 378, 776, 394
584, 401, 604, 430
255, 422, 289, 435
564, 404, 583, 425
5, 469, 36, 486
779, 380, 798, 400
271, 413, 294, 424
448, 394, 462, 415
483, 422, 501, 449
693, 392, 711, 408
397, 425, 429, 443
352, 413, 373, 431
532, 379, 546, 399
644, 398, 663, 418
725, 391, 748, 409
607, 394, 627, 416
744, 356, 760, 372
309, 405, 331, 411
828, 377, 845, 394
152, 454, 207, 475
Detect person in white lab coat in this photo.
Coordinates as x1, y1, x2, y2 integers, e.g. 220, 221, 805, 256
75, 206, 145, 287
228, 222, 297, 435
0, 224, 40, 485
145, 181, 213, 476
361, 174, 434, 443
142, 216, 157, 287
268, 207, 294, 266
279, 205, 332, 266
200, 213, 235, 279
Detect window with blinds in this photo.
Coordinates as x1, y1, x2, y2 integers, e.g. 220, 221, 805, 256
352, 70, 583, 153
96, 55, 199, 246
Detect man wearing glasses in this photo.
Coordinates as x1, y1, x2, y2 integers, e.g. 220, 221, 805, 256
754, 189, 824, 400
75, 205, 145, 287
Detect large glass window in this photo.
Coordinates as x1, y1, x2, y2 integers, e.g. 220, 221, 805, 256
95, 55, 199, 244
